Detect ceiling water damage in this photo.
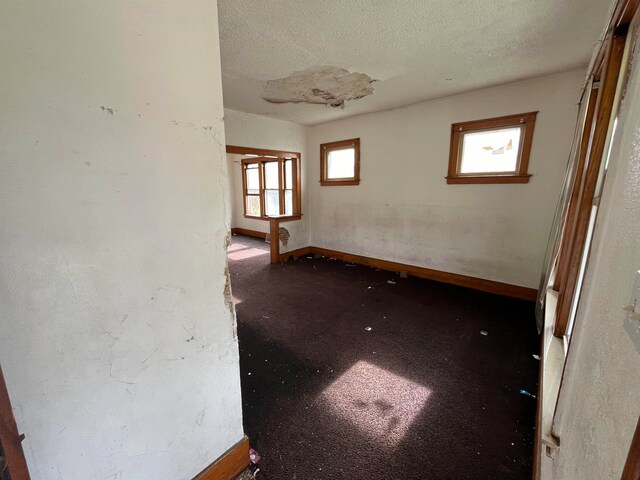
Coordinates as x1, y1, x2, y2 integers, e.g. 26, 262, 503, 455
262, 66, 375, 109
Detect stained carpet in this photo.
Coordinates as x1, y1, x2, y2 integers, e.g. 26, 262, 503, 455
228, 234, 539, 480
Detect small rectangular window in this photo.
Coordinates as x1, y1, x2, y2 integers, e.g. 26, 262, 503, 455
320, 138, 360, 186
447, 112, 537, 184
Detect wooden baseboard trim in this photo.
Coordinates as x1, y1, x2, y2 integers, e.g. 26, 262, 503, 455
193, 435, 249, 480
279, 246, 312, 262
231, 228, 267, 240
312, 247, 537, 301
282, 246, 537, 301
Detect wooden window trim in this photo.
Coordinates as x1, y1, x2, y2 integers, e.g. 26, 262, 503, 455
227, 144, 302, 221
552, 86, 600, 292
446, 112, 538, 184
227, 145, 300, 160
553, 30, 627, 337
320, 138, 360, 186
278, 158, 285, 218
241, 156, 301, 220
240, 160, 261, 219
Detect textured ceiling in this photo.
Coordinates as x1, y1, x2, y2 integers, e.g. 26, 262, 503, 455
218, 0, 612, 126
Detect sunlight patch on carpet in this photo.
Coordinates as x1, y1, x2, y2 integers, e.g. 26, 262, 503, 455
320, 361, 430, 446
227, 243, 269, 261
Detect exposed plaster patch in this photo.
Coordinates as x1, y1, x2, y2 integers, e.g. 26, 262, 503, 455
279, 227, 290, 246
223, 266, 234, 313
262, 66, 374, 108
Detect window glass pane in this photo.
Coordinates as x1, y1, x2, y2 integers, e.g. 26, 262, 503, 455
285, 160, 293, 189
245, 164, 259, 193
284, 190, 293, 215
246, 195, 260, 216
327, 147, 355, 179
264, 161, 279, 189
460, 126, 522, 174
265, 190, 279, 216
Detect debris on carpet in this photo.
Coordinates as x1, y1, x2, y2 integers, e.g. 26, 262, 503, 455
250, 448, 261, 464
519, 389, 536, 398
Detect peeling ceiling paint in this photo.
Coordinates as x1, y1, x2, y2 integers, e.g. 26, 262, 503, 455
218, 0, 613, 125
262, 66, 375, 109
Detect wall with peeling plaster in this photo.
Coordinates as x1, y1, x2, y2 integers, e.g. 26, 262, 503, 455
224, 109, 309, 253
307, 70, 584, 288
0, 2, 243, 479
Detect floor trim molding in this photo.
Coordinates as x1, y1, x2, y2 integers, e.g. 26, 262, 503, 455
231, 228, 267, 240
283, 246, 537, 301
279, 246, 312, 262
193, 436, 250, 480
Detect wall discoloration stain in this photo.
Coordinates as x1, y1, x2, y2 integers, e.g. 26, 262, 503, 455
262, 66, 374, 108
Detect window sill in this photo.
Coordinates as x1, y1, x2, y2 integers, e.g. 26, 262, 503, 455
540, 288, 564, 452
320, 179, 360, 186
267, 214, 302, 221
446, 174, 531, 184
243, 214, 302, 221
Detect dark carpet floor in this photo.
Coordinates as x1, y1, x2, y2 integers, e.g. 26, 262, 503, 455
228, 234, 540, 480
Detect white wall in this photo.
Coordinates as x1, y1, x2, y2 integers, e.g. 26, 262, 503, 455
543, 29, 640, 480
307, 70, 584, 288
224, 109, 309, 252
0, 2, 243, 479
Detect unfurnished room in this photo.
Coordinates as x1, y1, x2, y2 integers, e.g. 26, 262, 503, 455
1, 1, 640, 480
